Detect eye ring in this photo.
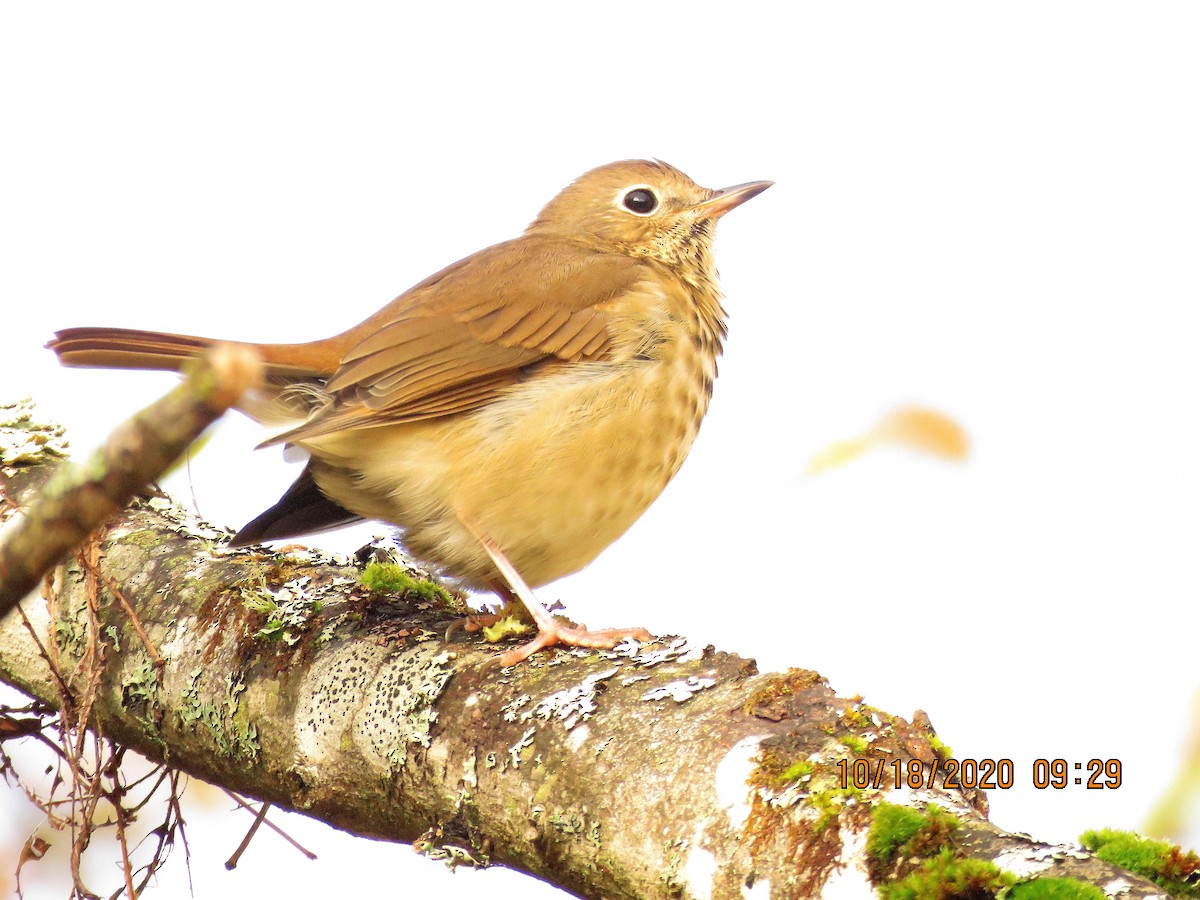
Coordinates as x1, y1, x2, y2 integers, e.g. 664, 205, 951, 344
622, 187, 658, 216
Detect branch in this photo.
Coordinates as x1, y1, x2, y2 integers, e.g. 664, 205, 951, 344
0, 397, 1177, 899
0, 345, 262, 616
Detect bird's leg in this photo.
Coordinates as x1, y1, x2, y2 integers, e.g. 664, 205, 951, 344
475, 533, 653, 666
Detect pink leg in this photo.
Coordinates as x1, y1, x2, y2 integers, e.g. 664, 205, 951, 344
475, 534, 652, 666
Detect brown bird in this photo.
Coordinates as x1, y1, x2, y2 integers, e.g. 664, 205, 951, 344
49, 160, 771, 664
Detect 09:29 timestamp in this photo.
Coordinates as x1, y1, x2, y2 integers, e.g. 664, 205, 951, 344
1032, 758, 1122, 789
836, 757, 1122, 791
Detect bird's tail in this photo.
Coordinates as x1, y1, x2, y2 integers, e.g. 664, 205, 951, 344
48, 327, 220, 372
47, 327, 343, 380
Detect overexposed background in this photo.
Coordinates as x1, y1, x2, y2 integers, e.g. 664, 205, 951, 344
2, 3, 1198, 897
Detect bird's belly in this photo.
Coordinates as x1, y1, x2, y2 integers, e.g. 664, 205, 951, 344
305, 358, 712, 589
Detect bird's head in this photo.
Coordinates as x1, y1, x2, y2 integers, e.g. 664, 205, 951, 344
527, 159, 771, 270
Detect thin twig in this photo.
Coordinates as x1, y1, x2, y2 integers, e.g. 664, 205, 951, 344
114, 800, 139, 900
225, 800, 271, 870
224, 790, 318, 861
73, 549, 164, 671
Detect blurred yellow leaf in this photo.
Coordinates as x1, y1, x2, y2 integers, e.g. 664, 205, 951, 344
1145, 688, 1200, 841
808, 405, 969, 475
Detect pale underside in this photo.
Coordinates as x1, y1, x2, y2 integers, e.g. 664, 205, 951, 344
293, 277, 721, 589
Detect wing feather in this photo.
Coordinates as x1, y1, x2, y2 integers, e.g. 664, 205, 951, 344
265, 236, 645, 445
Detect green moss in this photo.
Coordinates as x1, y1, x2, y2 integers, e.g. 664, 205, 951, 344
753, 744, 811, 788
842, 734, 867, 754
778, 759, 815, 784
1079, 828, 1200, 898
808, 785, 863, 832
868, 803, 959, 867
360, 562, 453, 606
841, 697, 877, 731
481, 615, 531, 642
879, 849, 1014, 900
1008, 877, 1107, 900
869, 804, 934, 865
928, 734, 954, 761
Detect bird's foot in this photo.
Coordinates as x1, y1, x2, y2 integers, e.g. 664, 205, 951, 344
466, 530, 651, 665
493, 620, 653, 667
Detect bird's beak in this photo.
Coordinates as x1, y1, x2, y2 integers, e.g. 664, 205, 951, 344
693, 180, 774, 218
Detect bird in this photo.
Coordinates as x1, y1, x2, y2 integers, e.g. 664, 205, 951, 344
48, 159, 772, 664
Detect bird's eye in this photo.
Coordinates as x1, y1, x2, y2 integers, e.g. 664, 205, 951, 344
622, 188, 658, 215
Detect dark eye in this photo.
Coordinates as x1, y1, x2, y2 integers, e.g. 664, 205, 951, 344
622, 188, 658, 215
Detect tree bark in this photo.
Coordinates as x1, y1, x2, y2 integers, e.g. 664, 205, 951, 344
0, 404, 1172, 899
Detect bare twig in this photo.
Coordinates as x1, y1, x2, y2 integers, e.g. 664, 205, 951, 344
224, 801, 271, 870
114, 797, 139, 900
224, 791, 318, 861
74, 549, 164, 671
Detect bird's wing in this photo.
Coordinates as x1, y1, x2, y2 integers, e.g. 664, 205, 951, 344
264, 236, 645, 444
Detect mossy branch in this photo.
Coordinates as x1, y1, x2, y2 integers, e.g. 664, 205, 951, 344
0, 390, 1183, 899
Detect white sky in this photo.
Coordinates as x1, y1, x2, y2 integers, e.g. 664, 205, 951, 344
2, 3, 1199, 898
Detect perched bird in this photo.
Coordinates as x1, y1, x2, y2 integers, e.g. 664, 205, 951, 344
49, 160, 771, 664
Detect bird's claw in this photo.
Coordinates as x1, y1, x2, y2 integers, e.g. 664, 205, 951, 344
492, 621, 654, 667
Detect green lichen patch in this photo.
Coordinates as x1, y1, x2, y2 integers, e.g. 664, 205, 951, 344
1007, 876, 1108, 900
241, 576, 325, 646
53, 606, 88, 659
412, 822, 490, 870
121, 653, 165, 736
176, 668, 260, 762
878, 848, 1014, 900
198, 564, 361, 666
868, 803, 960, 870
360, 561, 455, 608
1079, 828, 1200, 898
